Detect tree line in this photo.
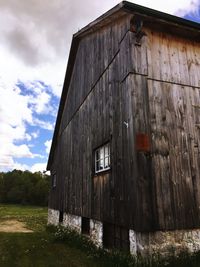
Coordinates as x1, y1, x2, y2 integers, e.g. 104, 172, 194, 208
0, 170, 50, 206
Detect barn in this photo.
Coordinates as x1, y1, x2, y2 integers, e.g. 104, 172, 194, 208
47, 1, 200, 257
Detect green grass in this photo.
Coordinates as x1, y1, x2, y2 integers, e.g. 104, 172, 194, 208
0, 204, 47, 232
0, 232, 103, 267
0, 204, 103, 267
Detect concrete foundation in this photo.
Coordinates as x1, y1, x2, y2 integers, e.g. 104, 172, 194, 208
90, 219, 103, 247
129, 230, 137, 255
62, 213, 81, 233
47, 209, 60, 226
129, 228, 200, 257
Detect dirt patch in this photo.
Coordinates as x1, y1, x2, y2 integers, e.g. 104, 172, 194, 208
0, 220, 33, 233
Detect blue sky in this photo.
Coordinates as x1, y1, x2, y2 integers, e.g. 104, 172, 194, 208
13, 81, 59, 170
0, 0, 199, 173
184, 8, 200, 22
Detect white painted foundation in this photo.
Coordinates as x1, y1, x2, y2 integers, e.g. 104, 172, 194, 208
48, 211, 103, 247
62, 213, 81, 233
129, 230, 137, 255
129, 228, 200, 257
90, 219, 103, 247
47, 209, 60, 226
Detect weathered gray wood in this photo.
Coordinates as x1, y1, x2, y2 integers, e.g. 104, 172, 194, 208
49, 11, 200, 233
146, 28, 200, 87
148, 80, 200, 229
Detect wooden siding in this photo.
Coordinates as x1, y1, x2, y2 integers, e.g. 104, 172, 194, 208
48, 144, 64, 212
49, 14, 200, 232
146, 29, 200, 230
60, 15, 131, 133
149, 81, 200, 230
146, 29, 200, 87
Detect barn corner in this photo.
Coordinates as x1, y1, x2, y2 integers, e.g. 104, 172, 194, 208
47, 1, 200, 259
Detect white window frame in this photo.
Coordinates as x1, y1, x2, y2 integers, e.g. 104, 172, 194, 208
95, 143, 110, 174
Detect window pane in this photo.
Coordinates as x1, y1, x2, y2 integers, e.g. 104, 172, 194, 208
105, 157, 109, 168
100, 159, 104, 170
100, 147, 104, 159
105, 145, 109, 157
96, 160, 100, 171
95, 143, 111, 173
96, 149, 100, 161
99, 159, 104, 170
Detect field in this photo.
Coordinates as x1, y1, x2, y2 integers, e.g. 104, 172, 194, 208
0, 205, 107, 267
1, 205, 200, 267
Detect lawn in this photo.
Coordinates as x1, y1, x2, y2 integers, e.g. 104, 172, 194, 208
0, 204, 105, 267
0, 205, 47, 232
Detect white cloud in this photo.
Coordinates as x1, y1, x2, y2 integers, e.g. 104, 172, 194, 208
12, 162, 30, 171
8, 144, 34, 159
0, 81, 51, 171
0, 142, 43, 162
0, 145, 44, 172
44, 139, 52, 154
25, 134, 32, 141
129, 0, 200, 16
174, 0, 200, 16
31, 130, 40, 139
30, 163, 48, 173
0, 45, 64, 98
32, 118, 54, 131
0, 84, 32, 126
0, 159, 48, 173
0, 158, 29, 172
0, 0, 198, 99
0, 0, 198, 100
0, 159, 49, 173
21, 80, 56, 115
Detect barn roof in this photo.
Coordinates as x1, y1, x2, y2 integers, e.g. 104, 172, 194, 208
47, 1, 200, 170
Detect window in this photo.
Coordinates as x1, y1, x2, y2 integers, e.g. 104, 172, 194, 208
52, 173, 56, 188
81, 217, 90, 235
59, 211, 63, 223
95, 143, 110, 173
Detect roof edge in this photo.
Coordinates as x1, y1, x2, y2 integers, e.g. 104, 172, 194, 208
74, 2, 123, 38
47, 35, 80, 170
122, 1, 200, 30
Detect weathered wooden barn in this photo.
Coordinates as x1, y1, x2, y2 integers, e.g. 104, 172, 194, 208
47, 1, 200, 256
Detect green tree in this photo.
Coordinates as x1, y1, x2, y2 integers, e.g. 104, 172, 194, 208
0, 170, 50, 206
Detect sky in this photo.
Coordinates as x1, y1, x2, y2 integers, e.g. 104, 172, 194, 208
0, 0, 199, 173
